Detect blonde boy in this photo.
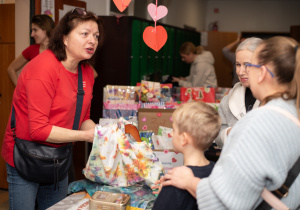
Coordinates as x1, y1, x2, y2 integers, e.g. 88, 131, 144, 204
152, 101, 221, 210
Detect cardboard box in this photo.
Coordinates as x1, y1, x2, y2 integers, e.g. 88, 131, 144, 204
138, 108, 174, 134
154, 150, 184, 173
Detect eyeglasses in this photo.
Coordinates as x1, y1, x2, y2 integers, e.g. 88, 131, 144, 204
245, 63, 274, 78
71, 8, 98, 19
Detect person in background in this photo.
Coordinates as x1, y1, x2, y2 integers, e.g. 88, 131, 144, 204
222, 34, 243, 86
152, 101, 221, 210
7, 15, 55, 86
2, 8, 103, 210
172, 42, 218, 87
160, 36, 300, 209
215, 37, 262, 148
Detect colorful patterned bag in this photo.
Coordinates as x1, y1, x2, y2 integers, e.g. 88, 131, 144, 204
83, 123, 164, 187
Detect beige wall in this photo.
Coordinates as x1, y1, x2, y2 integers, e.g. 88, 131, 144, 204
205, 0, 300, 33
11, 0, 300, 58
15, 0, 30, 57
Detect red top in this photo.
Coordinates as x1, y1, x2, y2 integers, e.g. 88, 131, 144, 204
22, 44, 40, 61
2, 50, 95, 167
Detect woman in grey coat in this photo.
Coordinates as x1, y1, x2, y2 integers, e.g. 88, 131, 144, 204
215, 37, 262, 148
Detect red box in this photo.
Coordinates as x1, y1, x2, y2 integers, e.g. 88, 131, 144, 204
180, 87, 215, 103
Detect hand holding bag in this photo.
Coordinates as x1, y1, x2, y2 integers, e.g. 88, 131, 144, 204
12, 64, 84, 188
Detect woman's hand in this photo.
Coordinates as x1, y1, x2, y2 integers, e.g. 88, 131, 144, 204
172, 76, 180, 82
85, 128, 95, 143
162, 166, 194, 190
151, 177, 164, 195
172, 76, 186, 82
162, 166, 200, 198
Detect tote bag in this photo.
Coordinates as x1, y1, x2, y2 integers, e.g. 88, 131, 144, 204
83, 123, 164, 187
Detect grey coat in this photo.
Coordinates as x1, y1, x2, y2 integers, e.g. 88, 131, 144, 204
214, 82, 260, 148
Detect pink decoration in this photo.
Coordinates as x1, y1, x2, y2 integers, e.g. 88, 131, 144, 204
142, 117, 147, 122
172, 158, 177, 163
156, 112, 162, 117
147, 3, 168, 21
143, 26, 167, 52
142, 125, 147, 130
113, 0, 131, 12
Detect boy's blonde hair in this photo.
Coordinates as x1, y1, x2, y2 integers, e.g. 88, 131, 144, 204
172, 101, 221, 151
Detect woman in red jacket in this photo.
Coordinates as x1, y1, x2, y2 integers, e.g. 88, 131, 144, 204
2, 8, 103, 210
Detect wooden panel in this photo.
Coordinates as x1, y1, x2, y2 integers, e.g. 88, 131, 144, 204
290, 25, 300, 42
0, 3, 15, 190
0, 4, 15, 43
0, 43, 15, 189
206, 31, 238, 88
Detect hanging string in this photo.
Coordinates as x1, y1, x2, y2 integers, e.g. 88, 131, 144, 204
155, 0, 158, 30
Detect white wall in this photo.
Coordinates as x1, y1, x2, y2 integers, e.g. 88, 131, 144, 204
205, 0, 300, 33
163, 0, 206, 31
81, 0, 110, 16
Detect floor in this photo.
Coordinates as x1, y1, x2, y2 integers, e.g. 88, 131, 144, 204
0, 189, 9, 210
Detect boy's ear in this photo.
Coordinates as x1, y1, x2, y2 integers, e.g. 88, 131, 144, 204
181, 132, 191, 146
180, 132, 187, 146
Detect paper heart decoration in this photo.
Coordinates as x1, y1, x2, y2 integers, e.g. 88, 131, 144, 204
142, 117, 147, 122
147, 3, 168, 21
142, 125, 147, 130
143, 25, 168, 52
156, 112, 162, 117
113, 0, 131, 12
172, 158, 177, 163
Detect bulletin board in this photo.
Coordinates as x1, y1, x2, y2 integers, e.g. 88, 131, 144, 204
35, 0, 86, 24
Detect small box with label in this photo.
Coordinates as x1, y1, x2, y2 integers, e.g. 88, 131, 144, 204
89, 191, 131, 210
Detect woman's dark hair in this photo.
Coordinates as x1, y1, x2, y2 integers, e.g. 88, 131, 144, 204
48, 9, 104, 66
31, 14, 55, 38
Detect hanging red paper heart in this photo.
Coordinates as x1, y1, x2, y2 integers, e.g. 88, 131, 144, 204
143, 26, 168, 52
113, 0, 131, 12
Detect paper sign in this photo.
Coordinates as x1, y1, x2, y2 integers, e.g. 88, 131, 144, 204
154, 150, 184, 173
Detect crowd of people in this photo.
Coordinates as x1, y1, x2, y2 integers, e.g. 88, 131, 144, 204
1, 7, 300, 210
